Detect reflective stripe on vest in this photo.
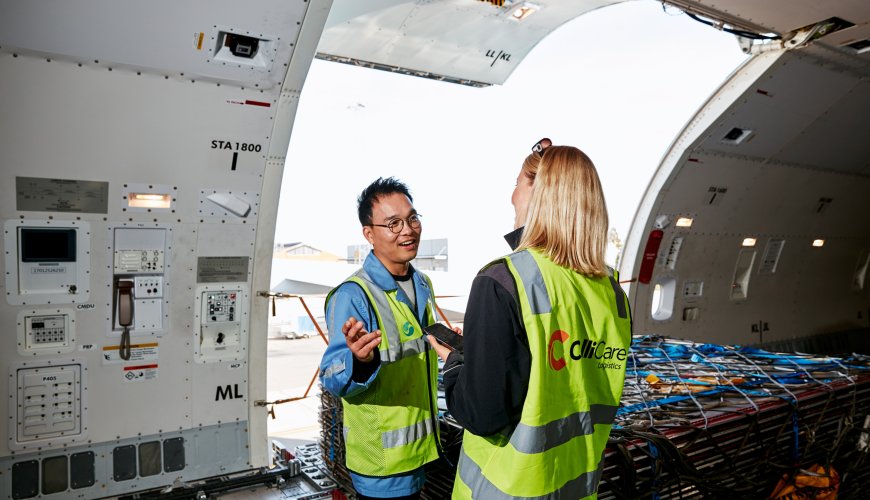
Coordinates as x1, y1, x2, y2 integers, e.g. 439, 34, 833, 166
512, 251, 629, 320
349, 269, 429, 364
510, 250, 551, 315
341, 420, 438, 452
508, 404, 618, 454
382, 418, 435, 449
607, 275, 628, 319
458, 449, 605, 500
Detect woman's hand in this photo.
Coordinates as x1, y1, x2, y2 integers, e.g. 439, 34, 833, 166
426, 326, 462, 362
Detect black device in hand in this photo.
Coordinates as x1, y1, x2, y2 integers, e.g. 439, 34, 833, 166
424, 322, 463, 353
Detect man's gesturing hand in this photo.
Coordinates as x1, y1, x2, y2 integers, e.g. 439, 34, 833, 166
342, 316, 382, 363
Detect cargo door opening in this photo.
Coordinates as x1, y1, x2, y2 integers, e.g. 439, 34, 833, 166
262, 0, 747, 472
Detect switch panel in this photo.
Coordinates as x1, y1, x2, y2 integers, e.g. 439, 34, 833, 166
134, 276, 164, 298
16, 364, 82, 443
665, 237, 684, 270
114, 249, 165, 274
683, 280, 704, 299
194, 285, 248, 363
27, 315, 68, 346
206, 291, 238, 323
130, 276, 164, 331
201, 291, 242, 351
18, 309, 76, 355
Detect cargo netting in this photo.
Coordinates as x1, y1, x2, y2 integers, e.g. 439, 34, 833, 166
319, 335, 870, 498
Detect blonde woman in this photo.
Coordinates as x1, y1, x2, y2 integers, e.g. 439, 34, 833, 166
428, 139, 632, 499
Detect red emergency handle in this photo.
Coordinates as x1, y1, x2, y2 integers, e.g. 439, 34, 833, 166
638, 229, 664, 284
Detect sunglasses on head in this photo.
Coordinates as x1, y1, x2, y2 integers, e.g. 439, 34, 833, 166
532, 138, 552, 154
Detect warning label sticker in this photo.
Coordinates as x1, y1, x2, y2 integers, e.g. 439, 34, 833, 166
102, 343, 159, 364
123, 364, 158, 383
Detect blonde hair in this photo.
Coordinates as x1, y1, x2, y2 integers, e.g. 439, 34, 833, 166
520, 150, 541, 183
517, 146, 609, 278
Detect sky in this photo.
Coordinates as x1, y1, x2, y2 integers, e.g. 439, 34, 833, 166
273, 0, 748, 298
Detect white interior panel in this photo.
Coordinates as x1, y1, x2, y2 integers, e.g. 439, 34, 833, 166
624, 46, 870, 346
0, 1, 331, 495
773, 80, 870, 174
0, 0, 308, 88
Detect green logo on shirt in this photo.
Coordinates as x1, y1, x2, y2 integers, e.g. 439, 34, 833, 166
402, 322, 415, 337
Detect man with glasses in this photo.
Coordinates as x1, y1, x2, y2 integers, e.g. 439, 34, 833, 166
320, 177, 440, 499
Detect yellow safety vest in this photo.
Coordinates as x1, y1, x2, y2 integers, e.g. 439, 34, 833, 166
454, 249, 632, 499
333, 269, 440, 476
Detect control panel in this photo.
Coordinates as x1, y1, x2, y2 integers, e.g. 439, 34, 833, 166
201, 290, 242, 351
28, 315, 67, 346
134, 276, 164, 298
206, 291, 238, 323
17, 309, 76, 355
132, 276, 164, 331
114, 249, 165, 274
3, 220, 91, 305
194, 284, 247, 363
111, 228, 168, 340
13, 364, 84, 450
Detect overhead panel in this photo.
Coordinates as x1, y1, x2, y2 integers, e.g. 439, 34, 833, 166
665, 0, 870, 47
317, 0, 623, 86
772, 80, 870, 175
0, 0, 309, 89
692, 50, 870, 177
697, 54, 860, 164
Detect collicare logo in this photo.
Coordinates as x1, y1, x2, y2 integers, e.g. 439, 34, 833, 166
548, 330, 569, 371
402, 322, 415, 337
548, 331, 628, 371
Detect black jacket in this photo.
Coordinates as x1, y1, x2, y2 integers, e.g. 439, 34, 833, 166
441, 228, 531, 435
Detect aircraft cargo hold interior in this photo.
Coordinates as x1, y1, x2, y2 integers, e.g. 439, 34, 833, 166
1, 0, 869, 499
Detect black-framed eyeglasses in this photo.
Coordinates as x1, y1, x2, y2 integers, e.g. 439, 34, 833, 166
370, 214, 423, 234
532, 137, 552, 154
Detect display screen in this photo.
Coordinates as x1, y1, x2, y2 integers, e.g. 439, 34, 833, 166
20, 228, 76, 262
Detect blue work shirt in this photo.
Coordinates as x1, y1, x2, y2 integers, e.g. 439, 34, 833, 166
319, 252, 435, 498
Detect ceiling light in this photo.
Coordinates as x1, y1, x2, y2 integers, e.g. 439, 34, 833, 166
676, 217, 693, 228
812, 239, 825, 247
742, 238, 757, 247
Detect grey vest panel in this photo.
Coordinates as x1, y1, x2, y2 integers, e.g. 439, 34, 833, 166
509, 250, 552, 315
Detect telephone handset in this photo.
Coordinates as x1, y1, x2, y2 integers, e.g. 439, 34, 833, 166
117, 280, 134, 360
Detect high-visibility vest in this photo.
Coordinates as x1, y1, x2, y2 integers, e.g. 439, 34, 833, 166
332, 268, 440, 476
454, 249, 632, 499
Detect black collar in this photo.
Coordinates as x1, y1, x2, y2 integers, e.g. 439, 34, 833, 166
504, 226, 524, 251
